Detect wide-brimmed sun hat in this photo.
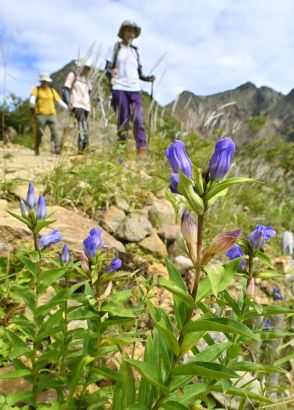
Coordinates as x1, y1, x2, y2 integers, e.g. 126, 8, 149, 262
39, 72, 52, 83
118, 20, 141, 39
75, 59, 92, 69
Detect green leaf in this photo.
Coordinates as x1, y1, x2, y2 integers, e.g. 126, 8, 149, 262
183, 317, 256, 340
165, 258, 188, 330
206, 177, 256, 200
253, 331, 294, 341
190, 341, 232, 362
178, 169, 204, 215
205, 264, 225, 297
274, 353, 294, 366
207, 188, 228, 207
229, 361, 286, 374
167, 383, 209, 406
243, 306, 294, 320
196, 258, 241, 302
159, 278, 194, 309
11, 285, 36, 313
210, 385, 273, 403
6, 210, 32, 228
125, 359, 169, 395
254, 251, 273, 268
223, 290, 241, 317
33, 219, 55, 233
68, 306, 97, 320
172, 361, 239, 379
0, 369, 32, 379
39, 267, 66, 293
113, 356, 135, 410
161, 402, 189, 410
5, 391, 33, 406
5, 329, 32, 359
101, 302, 135, 317
180, 331, 206, 355
193, 166, 204, 195
17, 254, 36, 276
100, 317, 133, 331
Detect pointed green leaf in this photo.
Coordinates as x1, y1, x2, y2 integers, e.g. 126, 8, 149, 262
190, 341, 232, 362
159, 278, 194, 309
178, 169, 204, 215
183, 317, 256, 339
161, 402, 189, 410
167, 383, 209, 406
229, 361, 286, 374
206, 177, 256, 200
172, 361, 239, 379
125, 359, 169, 395
33, 219, 55, 233
207, 188, 228, 207
0, 369, 32, 379
210, 385, 273, 403
6, 210, 32, 228
205, 264, 225, 297
39, 267, 66, 293
253, 331, 294, 341
254, 251, 273, 268
274, 353, 294, 366
243, 306, 294, 321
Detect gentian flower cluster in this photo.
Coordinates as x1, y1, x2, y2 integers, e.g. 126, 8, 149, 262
20, 182, 47, 222
246, 224, 276, 250
226, 244, 246, 270
209, 138, 235, 181
165, 140, 193, 193
83, 228, 104, 260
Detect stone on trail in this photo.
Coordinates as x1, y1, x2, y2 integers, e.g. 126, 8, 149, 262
158, 224, 181, 243
117, 213, 152, 242
148, 199, 176, 228
139, 229, 167, 257
103, 205, 126, 233
174, 255, 194, 271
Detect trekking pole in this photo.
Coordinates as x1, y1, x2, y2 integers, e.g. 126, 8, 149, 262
148, 80, 154, 145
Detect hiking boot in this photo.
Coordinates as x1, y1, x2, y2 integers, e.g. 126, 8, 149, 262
137, 147, 148, 157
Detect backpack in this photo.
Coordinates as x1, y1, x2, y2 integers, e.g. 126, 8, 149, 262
105, 41, 140, 86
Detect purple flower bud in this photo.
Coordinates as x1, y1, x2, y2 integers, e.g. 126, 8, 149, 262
226, 244, 246, 270
246, 278, 255, 299
26, 182, 37, 208
262, 319, 272, 330
246, 224, 276, 250
39, 230, 62, 248
83, 228, 104, 260
209, 137, 235, 181
181, 209, 197, 247
60, 244, 70, 265
19, 199, 29, 217
169, 173, 179, 193
272, 287, 283, 301
106, 257, 122, 272
36, 195, 47, 220
165, 140, 193, 179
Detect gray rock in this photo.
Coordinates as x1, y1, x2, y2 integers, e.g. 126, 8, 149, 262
115, 198, 130, 212
148, 199, 176, 228
158, 224, 180, 243
103, 206, 126, 233
117, 213, 152, 242
139, 230, 167, 256
174, 255, 193, 271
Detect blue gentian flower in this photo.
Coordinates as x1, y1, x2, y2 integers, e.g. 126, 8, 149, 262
39, 230, 62, 248
226, 244, 246, 270
272, 287, 283, 301
106, 258, 122, 272
36, 195, 47, 220
169, 173, 179, 193
165, 140, 193, 178
83, 228, 104, 259
246, 224, 276, 250
262, 319, 272, 330
60, 244, 70, 265
26, 182, 37, 208
209, 137, 235, 181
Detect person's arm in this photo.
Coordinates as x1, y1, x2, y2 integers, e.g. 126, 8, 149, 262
57, 100, 68, 110
62, 87, 71, 105
52, 89, 68, 110
138, 64, 155, 82
29, 88, 38, 113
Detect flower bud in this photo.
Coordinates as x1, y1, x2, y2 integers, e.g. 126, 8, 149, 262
106, 258, 122, 272
60, 244, 70, 265
202, 228, 242, 265
165, 140, 193, 179
39, 230, 62, 248
19, 199, 29, 217
36, 194, 47, 220
246, 278, 255, 299
181, 208, 197, 244
26, 182, 37, 208
209, 137, 235, 181
226, 244, 246, 270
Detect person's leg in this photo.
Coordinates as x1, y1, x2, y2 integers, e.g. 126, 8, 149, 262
130, 92, 147, 154
112, 90, 130, 143
35, 115, 47, 155
73, 108, 89, 151
47, 115, 60, 154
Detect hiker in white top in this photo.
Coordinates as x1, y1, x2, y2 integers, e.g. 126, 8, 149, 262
63, 60, 92, 152
105, 20, 155, 156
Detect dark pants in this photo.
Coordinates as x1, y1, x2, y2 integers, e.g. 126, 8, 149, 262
112, 90, 147, 149
35, 114, 59, 152
73, 108, 89, 151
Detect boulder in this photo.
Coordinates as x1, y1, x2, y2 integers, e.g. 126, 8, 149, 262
139, 230, 167, 257
158, 224, 180, 243
103, 206, 126, 233
115, 198, 130, 212
148, 199, 176, 228
174, 255, 193, 271
117, 213, 152, 242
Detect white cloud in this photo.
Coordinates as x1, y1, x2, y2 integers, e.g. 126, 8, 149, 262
0, 0, 293, 104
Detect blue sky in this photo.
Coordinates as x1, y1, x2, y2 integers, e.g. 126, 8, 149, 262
0, 0, 294, 105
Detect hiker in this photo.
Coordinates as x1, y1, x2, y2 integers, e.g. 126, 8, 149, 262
29, 72, 68, 155
281, 231, 294, 255
63, 60, 92, 152
105, 20, 155, 156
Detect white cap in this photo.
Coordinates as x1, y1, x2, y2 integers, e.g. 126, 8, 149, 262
39, 72, 52, 82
